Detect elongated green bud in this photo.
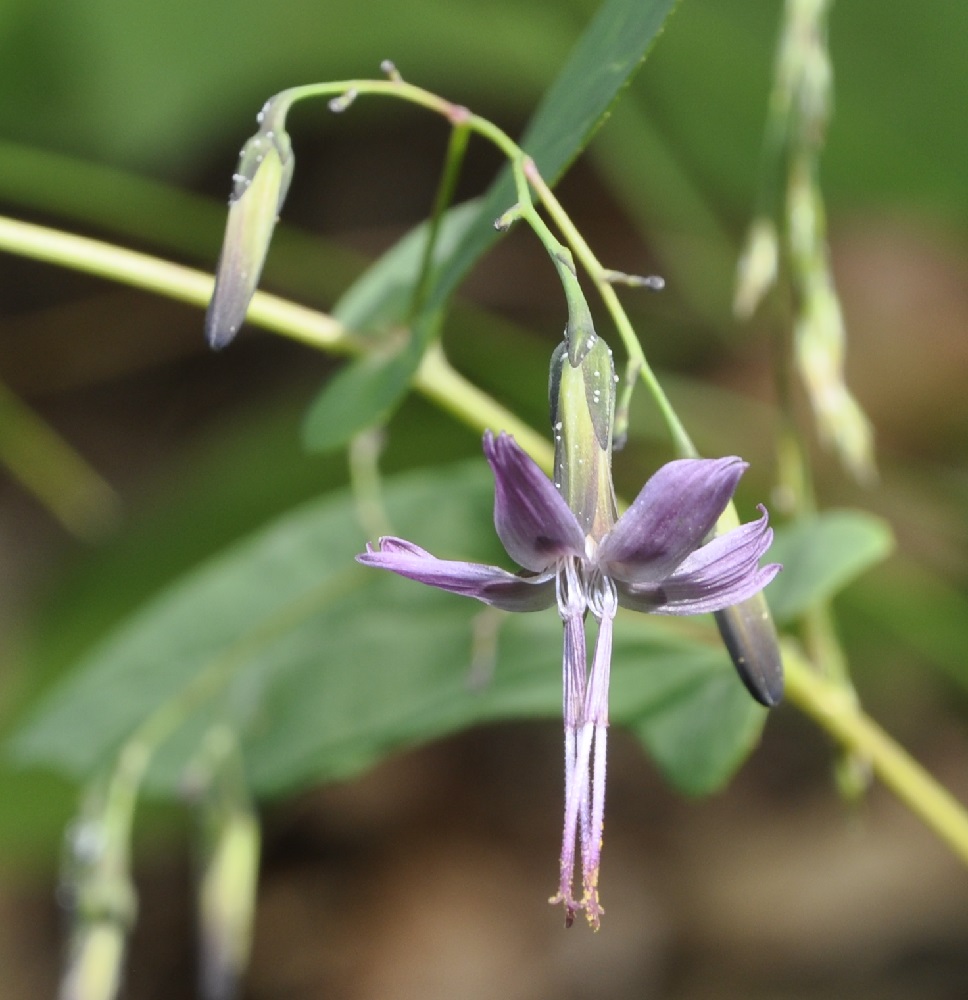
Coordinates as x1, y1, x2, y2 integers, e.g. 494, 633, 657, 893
59, 806, 137, 1000
206, 113, 294, 350
734, 217, 779, 320
60, 923, 126, 1000
550, 331, 617, 541
198, 804, 261, 1000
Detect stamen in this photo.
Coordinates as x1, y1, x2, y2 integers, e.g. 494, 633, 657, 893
554, 557, 585, 622
553, 722, 594, 924
580, 575, 617, 928
582, 723, 608, 929
551, 561, 591, 926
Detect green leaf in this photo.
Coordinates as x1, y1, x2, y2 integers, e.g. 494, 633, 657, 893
331, 201, 482, 335
766, 510, 895, 624
300, 202, 482, 452
629, 648, 766, 795
301, 350, 415, 453
8, 460, 759, 800
843, 558, 968, 691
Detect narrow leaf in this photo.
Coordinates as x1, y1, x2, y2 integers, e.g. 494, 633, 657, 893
301, 350, 415, 453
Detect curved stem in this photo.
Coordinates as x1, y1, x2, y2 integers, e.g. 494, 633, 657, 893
409, 122, 471, 321
415, 342, 554, 471
246, 76, 690, 454
784, 642, 968, 864
522, 162, 696, 459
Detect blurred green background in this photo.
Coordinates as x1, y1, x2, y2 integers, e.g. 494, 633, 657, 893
2, 0, 968, 997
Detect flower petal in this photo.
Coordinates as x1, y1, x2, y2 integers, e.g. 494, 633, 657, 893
616, 507, 780, 615
356, 537, 555, 612
483, 431, 585, 572
597, 457, 747, 584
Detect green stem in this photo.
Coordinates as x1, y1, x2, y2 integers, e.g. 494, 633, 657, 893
348, 428, 393, 541
409, 122, 471, 321
784, 642, 968, 864
0, 214, 351, 353
245, 75, 691, 454
415, 342, 554, 471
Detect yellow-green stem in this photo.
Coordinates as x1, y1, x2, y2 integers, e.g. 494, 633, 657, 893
784, 643, 968, 865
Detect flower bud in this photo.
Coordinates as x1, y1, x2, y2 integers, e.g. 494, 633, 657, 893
714, 593, 784, 707
733, 217, 779, 320
205, 123, 294, 349
198, 805, 261, 1000
59, 794, 137, 1000
549, 332, 617, 541
795, 284, 876, 483
59, 923, 126, 1000
709, 496, 784, 706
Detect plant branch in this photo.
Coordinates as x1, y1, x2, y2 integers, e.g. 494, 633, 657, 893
784, 642, 968, 864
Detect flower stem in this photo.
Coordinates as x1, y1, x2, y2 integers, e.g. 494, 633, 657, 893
0, 214, 352, 352
415, 342, 554, 471
522, 161, 697, 460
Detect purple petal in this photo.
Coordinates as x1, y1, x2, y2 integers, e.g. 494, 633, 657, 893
483, 431, 585, 573
616, 507, 781, 615
357, 537, 556, 612
597, 457, 747, 585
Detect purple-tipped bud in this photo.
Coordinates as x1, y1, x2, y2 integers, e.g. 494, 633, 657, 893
205, 124, 294, 350
714, 593, 784, 707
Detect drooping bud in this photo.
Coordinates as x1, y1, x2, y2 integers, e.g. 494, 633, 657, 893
714, 595, 784, 707
712, 503, 784, 706
60, 922, 127, 1000
197, 804, 261, 1000
205, 104, 294, 350
58, 795, 137, 1000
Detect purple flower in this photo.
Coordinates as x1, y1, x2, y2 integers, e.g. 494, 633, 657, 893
358, 431, 779, 928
